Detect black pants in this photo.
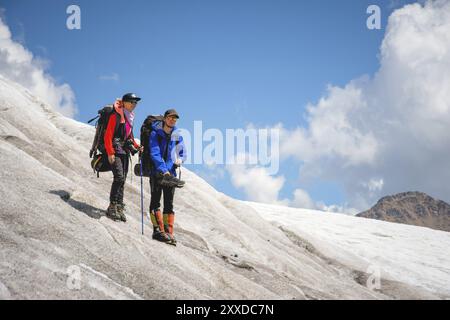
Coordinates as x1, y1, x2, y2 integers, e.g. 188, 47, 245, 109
149, 176, 175, 213
110, 154, 129, 204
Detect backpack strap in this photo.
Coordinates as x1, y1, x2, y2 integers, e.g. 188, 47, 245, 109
87, 114, 100, 124
112, 110, 122, 139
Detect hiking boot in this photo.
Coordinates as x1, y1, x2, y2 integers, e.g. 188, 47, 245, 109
152, 227, 171, 243
159, 175, 185, 188
117, 203, 127, 222
106, 202, 121, 221
150, 210, 171, 243
117, 202, 126, 213
164, 213, 177, 246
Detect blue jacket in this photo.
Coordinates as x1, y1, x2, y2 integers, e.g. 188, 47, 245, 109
149, 121, 185, 177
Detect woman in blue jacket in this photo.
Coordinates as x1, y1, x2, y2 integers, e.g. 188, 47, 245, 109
149, 109, 185, 245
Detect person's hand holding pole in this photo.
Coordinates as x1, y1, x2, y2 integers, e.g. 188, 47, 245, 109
174, 158, 182, 168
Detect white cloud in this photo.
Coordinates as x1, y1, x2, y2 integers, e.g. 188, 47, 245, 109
316, 202, 360, 216
227, 153, 288, 205
362, 178, 384, 192
278, 0, 450, 211
290, 188, 360, 215
99, 73, 119, 82
291, 189, 316, 209
198, 161, 226, 183
0, 17, 77, 117
279, 83, 379, 167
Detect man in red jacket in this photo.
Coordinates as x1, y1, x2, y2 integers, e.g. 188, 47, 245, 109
104, 93, 142, 222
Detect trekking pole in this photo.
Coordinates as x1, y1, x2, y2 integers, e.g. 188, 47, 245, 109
140, 155, 144, 235
176, 140, 182, 180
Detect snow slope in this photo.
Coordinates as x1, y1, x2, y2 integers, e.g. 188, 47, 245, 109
245, 202, 450, 298
0, 74, 449, 299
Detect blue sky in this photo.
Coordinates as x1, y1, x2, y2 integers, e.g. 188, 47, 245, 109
1, 0, 421, 210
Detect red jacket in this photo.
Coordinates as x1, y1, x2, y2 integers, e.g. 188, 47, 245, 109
104, 100, 139, 156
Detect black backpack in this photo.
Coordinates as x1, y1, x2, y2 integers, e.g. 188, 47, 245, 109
134, 115, 165, 177
88, 105, 119, 177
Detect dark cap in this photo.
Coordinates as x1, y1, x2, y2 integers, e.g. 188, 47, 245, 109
164, 108, 179, 119
122, 93, 141, 102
